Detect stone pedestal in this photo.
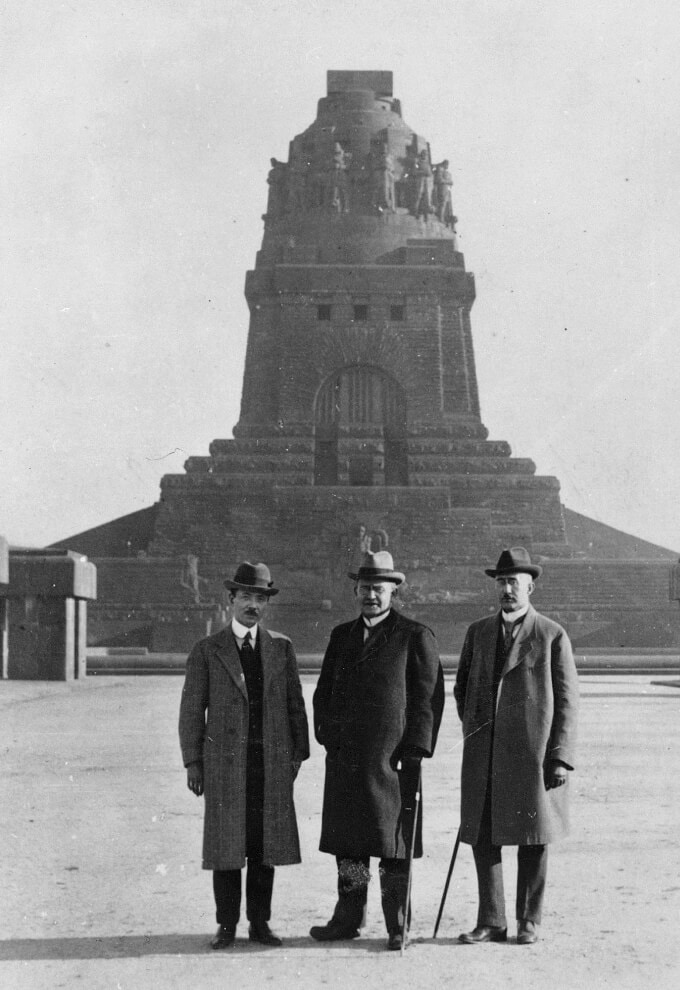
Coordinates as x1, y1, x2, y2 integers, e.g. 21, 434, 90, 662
4, 549, 96, 680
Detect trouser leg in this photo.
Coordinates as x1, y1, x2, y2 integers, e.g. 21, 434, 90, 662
213, 869, 242, 928
472, 789, 507, 928
245, 860, 275, 923
516, 844, 548, 924
379, 857, 410, 935
332, 856, 370, 929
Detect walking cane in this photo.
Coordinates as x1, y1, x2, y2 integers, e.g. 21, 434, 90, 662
432, 826, 461, 938
401, 764, 422, 957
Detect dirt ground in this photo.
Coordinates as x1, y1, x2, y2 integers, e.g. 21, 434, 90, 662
1, 672, 678, 990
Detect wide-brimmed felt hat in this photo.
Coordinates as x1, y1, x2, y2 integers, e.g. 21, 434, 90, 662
484, 546, 542, 580
348, 551, 405, 586
223, 561, 279, 596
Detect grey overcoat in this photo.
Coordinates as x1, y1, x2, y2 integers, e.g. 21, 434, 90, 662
313, 610, 444, 859
179, 626, 309, 870
454, 605, 579, 847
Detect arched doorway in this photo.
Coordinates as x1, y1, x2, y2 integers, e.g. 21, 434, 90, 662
314, 366, 408, 486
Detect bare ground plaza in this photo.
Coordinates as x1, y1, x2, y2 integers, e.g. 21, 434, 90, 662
1, 670, 678, 990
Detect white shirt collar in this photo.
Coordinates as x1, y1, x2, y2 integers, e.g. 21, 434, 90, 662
231, 618, 258, 643
501, 604, 529, 624
363, 609, 391, 629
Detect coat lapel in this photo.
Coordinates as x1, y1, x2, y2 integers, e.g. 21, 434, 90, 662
500, 605, 537, 678
259, 628, 285, 696
478, 614, 499, 680
213, 628, 248, 699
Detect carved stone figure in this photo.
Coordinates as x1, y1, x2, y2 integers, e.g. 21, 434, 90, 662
328, 142, 350, 213
433, 159, 454, 225
371, 143, 395, 212
413, 149, 433, 218
397, 146, 417, 210
265, 158, 288, 219
287, 156, 308, 214
180, 553, 210, 605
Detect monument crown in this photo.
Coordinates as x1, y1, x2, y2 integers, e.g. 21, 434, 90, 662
326, 70, 393, 95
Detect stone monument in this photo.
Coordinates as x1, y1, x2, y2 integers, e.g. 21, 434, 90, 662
52, 71, 679, 651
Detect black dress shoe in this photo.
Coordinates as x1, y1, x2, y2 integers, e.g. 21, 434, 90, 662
517, 920, 538, 944
387, 932, 408, 951
211, 925, 236, 949
458, 925, 508, 944
309, 920, 360, 941
248, 921, 282, 947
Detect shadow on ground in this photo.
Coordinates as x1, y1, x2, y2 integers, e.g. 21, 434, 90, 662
0, 933, 400, 960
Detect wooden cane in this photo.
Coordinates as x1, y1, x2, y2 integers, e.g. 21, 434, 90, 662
432, 826, 462, 938
401, 765, 422, 957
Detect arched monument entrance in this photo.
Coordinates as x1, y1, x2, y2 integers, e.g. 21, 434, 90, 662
314, 365, 408, 486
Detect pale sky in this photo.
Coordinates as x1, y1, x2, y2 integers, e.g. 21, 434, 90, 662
2, 0, 679, 551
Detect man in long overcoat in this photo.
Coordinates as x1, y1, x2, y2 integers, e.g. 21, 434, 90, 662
454, 547, 579, 945
179, 561, 309, 949
310, 551, 444, 951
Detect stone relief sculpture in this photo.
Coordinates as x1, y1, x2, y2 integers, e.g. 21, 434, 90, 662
396, 146, 417, 210
179, 553, 210, 605
413, 149, 433, 218
433, 159, 454, 225
268, 139, 455, 225
371, 143, 396, 212
328, 141, 350, 213
356, 524, 389, 556
265, 158, 287, 218
287, 156, 308, 214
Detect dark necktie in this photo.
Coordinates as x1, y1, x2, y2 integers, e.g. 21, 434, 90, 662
503, 619, 519, 654
241, 631, 254, 658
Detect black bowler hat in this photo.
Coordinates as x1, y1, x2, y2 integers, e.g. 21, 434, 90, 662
223, 561, 279, 596
484, 547, 542, 580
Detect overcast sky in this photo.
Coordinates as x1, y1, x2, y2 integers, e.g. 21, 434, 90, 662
2, 0, 679, 551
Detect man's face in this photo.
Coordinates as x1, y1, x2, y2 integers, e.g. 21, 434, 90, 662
495, 572, 534, 613
355, 580, 396, 619
230, 590, 270, 627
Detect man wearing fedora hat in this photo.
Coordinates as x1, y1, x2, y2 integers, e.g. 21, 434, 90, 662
310, 551, 444, 951
179, 562, 309, 949
454, 547, 579, 946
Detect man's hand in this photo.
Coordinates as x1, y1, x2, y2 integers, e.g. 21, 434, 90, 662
545, 761, 568, 790
186, 761, 204, 796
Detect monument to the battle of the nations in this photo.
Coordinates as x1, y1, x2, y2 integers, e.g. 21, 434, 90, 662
53, 70, 678, 651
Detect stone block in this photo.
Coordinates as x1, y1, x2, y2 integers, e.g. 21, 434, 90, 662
4, 549, 96, 680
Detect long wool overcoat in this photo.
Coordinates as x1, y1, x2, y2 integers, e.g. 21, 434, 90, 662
178, 626, 309, 870
313, 609, 444, 859
454, 605, 579, 847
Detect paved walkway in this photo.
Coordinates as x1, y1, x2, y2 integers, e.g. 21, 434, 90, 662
1, 673, 678, 989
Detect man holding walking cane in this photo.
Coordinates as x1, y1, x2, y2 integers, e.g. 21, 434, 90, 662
453, 547, 579, 945
310, 551, 444, 951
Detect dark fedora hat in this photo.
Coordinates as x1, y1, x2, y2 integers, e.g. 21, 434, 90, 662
348, 551, 405, 586
485, 546, 542, 580
223, 561, 279, 596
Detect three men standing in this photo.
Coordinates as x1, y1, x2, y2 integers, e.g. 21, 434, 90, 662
180, 546, 577, 949
179, 562, 309, 949
454, 547, 579, 945
310, 551, 444, 950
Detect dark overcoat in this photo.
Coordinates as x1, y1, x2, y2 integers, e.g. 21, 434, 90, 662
178, 626, 309, 870
454, 605, 579, 847
313, 609, 444, 859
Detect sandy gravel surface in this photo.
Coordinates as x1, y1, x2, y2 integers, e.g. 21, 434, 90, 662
1, 673, 678, 989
